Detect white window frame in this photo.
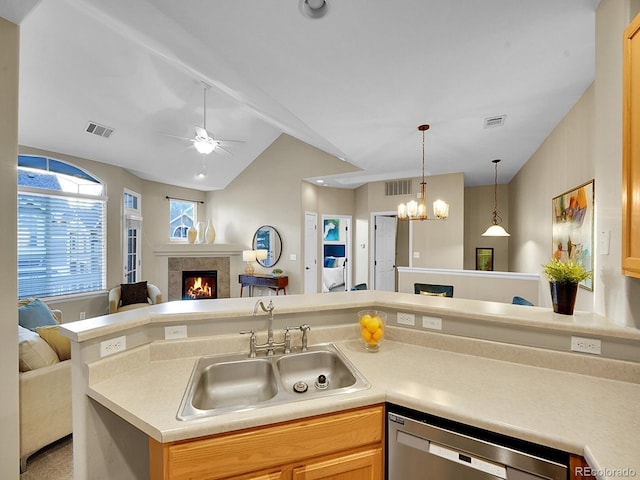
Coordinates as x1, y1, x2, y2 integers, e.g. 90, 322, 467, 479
123, 189, 142, 283
18, 155, 107, 299
169, 198, 197, 241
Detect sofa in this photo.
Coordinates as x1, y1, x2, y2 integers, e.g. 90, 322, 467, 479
18, 300, 72, 472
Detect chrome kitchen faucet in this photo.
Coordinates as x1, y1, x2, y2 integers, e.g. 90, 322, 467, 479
241, 300, 311, 357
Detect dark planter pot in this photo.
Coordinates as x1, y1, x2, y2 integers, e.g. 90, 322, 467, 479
549, 281, 578, 315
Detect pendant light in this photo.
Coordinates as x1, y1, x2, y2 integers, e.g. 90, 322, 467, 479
482, 159, 510, 237
397, 124, 449, 221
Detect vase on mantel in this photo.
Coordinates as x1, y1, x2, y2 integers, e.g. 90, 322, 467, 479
187, 225, 197, 244
205, 218, 216, 244
196, 221, 205, 244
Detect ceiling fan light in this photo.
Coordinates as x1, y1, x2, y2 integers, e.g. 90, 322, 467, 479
482, 224, 510, 237
299, 0, 329, 19
194, 139, 215, 155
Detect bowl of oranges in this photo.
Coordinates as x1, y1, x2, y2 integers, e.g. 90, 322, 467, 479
358, 310, 386, 351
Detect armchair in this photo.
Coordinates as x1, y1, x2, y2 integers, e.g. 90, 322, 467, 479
109, 282, 162, 313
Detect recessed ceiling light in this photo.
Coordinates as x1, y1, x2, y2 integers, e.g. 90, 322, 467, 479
299, 0, 329, 19
316, 179, 325, 184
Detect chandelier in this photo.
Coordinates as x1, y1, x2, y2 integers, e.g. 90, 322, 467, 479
481, 159, 510, 236
397, 124, 449, 221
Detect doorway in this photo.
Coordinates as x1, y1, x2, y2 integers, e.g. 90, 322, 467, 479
371, 212, 410, 291
304, 212, 318, 294
321, 215, 352, 292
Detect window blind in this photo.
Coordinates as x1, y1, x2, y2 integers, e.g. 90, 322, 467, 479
18, 191, 106, 298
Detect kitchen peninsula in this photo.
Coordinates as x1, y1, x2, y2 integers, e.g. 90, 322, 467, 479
60, 291, 640, 479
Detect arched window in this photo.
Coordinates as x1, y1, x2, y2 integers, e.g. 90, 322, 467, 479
18, 155, 107, 298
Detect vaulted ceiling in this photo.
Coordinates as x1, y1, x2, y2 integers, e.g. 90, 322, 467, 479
7, 0, 598, 191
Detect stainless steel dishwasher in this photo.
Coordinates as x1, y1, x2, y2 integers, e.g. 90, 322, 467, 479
387, 405, 569, 480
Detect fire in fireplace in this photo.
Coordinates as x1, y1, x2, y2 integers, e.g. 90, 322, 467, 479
182, 270, 217, 300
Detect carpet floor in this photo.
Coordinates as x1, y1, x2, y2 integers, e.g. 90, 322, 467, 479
20, 435, 72, 480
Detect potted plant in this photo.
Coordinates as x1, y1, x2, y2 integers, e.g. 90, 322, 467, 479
542, 258, 592, 315
272, 268, 284, 277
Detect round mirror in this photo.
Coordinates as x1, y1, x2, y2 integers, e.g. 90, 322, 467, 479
252, 225, 282, 268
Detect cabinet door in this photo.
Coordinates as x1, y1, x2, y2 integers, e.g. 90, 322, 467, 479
292, 448, 382, 480
623, 12, 640, 277
569, 455, 596, 480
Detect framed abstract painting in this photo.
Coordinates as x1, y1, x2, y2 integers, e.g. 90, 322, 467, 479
551, 180, 594, 290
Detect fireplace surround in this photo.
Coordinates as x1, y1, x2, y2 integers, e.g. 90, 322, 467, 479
168, 256, 230, 301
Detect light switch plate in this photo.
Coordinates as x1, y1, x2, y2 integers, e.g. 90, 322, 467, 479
598, 230, 610, 255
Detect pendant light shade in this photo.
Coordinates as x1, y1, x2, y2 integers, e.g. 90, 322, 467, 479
482, 159, 510, 237
397, 124, 449, 221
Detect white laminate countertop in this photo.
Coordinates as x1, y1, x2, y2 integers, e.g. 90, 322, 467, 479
87, 328, 640, 480
61, 291, 640, 343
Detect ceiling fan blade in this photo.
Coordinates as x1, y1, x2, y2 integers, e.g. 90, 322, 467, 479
194, 125, 209, 140
216, 138, 246, 144
215, 145, 233, 156
159, 132, 192, 141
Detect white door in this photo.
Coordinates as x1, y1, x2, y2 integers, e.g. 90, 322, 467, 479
374, 215, 397, 291
304, 212, 318, 294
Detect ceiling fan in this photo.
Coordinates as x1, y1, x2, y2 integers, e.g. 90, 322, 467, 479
164, 82, 244, 156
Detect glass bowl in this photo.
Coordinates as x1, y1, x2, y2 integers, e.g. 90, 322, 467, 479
358, 310, 386, 352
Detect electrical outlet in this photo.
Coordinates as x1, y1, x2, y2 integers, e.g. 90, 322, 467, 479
422, 316, 443, 330
79, 311, 86, 320
397, 312, 415, 326
413, 251, 420, 259
100, 336, 126, 357
571, 336, 601, 355
165, 325, 187, 340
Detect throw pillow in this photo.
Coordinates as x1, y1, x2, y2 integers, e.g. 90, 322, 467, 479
36, 325, 71, 361
18, 325, 60, 372
18, 298, 59, 331
120, 281, 149, 307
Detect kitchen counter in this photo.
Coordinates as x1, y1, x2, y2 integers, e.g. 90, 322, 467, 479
86, 324, 640, 480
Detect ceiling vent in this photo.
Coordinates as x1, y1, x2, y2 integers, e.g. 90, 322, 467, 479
484, 115, 507, 129
385, 179, 412, 196
85, 122, 115, 139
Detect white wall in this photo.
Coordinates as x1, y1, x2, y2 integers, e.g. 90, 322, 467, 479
509, 0, 640, 326
464, 185, 510, 272
0, 16, 20, 479
357, 173, 465, 284
207, 134, 359, 296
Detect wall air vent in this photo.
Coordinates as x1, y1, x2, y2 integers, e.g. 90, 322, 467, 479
385, 179, 412, 196
85, 122, 115, 139
484, 115, 507, 128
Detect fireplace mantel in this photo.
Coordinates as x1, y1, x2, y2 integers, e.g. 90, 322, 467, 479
153, 243, 244, 301
153, 243, 244, 257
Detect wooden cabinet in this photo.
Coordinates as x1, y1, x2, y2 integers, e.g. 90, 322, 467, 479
149, 405, 384, 480
291, 448, 382, 480
570, 454, 596, 480
623, 12, 640, 278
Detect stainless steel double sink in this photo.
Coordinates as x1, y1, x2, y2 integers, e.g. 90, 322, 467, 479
177, 343, 370, 421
